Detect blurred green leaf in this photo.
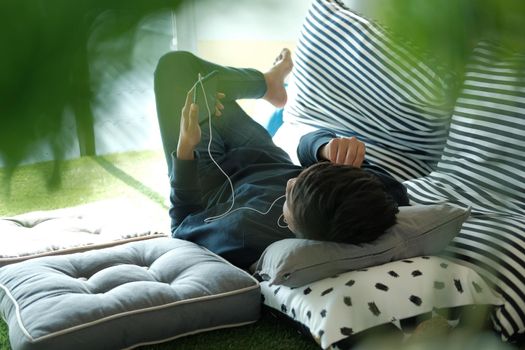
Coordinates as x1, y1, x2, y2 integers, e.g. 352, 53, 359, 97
368, 0, 525, 96
0, 0, 182, 185
1, 0, 524, 187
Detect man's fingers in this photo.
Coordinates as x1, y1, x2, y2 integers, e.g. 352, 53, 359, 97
217, 92, 226, 100
342, 138, 365, 167
182, 88, 195, 119
189, 103, 199, 125
326, 142, 337, 163
350, 138, 366, 167
343, 142, 358, 166
185, 88, 195, 108
328, 148, 335, 163
330, 137, 364, 166
183, 102, 198, 131
325, 137, 366, 166
181, 106, 189, 130
335, 141, 348, 164
354, 143, 366, 167
214, 99, 225, 117
215, 101, 224, 116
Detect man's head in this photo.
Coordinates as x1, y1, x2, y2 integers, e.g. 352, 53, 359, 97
282, 162, 399, 243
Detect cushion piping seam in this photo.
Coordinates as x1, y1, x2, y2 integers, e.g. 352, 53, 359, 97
0, 234, 168, 263
403, 210, 468, 245
0, 283, 33, 341
122, 319, 258, 350
0, 277, 259, 343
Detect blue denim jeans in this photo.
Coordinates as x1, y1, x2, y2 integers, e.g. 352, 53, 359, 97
154, 51, 291, 179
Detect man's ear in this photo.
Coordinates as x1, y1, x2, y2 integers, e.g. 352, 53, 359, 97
290, 226, 304, 238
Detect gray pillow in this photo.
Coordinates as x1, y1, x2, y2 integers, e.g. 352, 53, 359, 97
254, 204, 470, 287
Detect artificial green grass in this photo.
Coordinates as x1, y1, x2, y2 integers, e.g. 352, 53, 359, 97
0, 321, 8, 350
0, 150, 168, 217
136, 312, 319, 350
0, 150, 319, 350
0, 312, 319, 350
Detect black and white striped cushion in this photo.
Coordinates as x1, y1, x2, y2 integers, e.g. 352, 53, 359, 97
405, 41, 525, 340
284, 0, 454, 181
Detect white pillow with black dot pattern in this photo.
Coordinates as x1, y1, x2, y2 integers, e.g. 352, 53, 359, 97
261, 256, 502, 349
283, 0, 455, 181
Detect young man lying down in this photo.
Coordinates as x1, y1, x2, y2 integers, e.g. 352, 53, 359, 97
154, 49, 409, 269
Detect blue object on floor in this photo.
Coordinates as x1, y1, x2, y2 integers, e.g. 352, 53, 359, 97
266, 108, 284, 137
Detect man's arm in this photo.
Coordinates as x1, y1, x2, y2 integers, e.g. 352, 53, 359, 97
169, 151, 205, 227
297, 129, 366, 168
297, 129, 335, 167
170, 87, 226, 227
169, 89, 205, 227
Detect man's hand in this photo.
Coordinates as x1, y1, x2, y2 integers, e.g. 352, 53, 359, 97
318, 136, 366, 167
177, 89, 201, 160
177, 88, 225, 160
215, 92, 225, 116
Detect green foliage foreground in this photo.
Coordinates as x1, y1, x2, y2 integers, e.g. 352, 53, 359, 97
1, 0, 524, 186
0, 0, 183, 182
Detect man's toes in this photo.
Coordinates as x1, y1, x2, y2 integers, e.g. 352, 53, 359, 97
274, 49, 290, 66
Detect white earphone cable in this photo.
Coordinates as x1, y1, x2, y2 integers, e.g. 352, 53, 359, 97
191, 74, 287, 225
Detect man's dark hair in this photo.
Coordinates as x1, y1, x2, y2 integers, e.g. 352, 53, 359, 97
290, 162, 399, 244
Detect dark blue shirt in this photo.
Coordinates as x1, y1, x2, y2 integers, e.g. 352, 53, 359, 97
170, 129, 408, 268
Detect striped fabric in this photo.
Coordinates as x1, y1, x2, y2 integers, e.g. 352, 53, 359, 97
405, 41, 525, 340
283, 0, 454, 181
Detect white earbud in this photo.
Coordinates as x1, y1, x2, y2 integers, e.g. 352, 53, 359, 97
277, 213, 289, 228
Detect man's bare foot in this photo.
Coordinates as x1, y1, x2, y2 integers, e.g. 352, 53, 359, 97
263, 48, 293, 108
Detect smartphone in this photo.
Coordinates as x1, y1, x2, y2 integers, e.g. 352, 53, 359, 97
193, 70, 218, 123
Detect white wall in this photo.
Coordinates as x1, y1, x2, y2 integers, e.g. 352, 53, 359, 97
177, 0, 311, 51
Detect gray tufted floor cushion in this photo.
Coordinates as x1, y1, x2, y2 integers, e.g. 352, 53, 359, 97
0, 238, 261, 350
0, 198, 170, 266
